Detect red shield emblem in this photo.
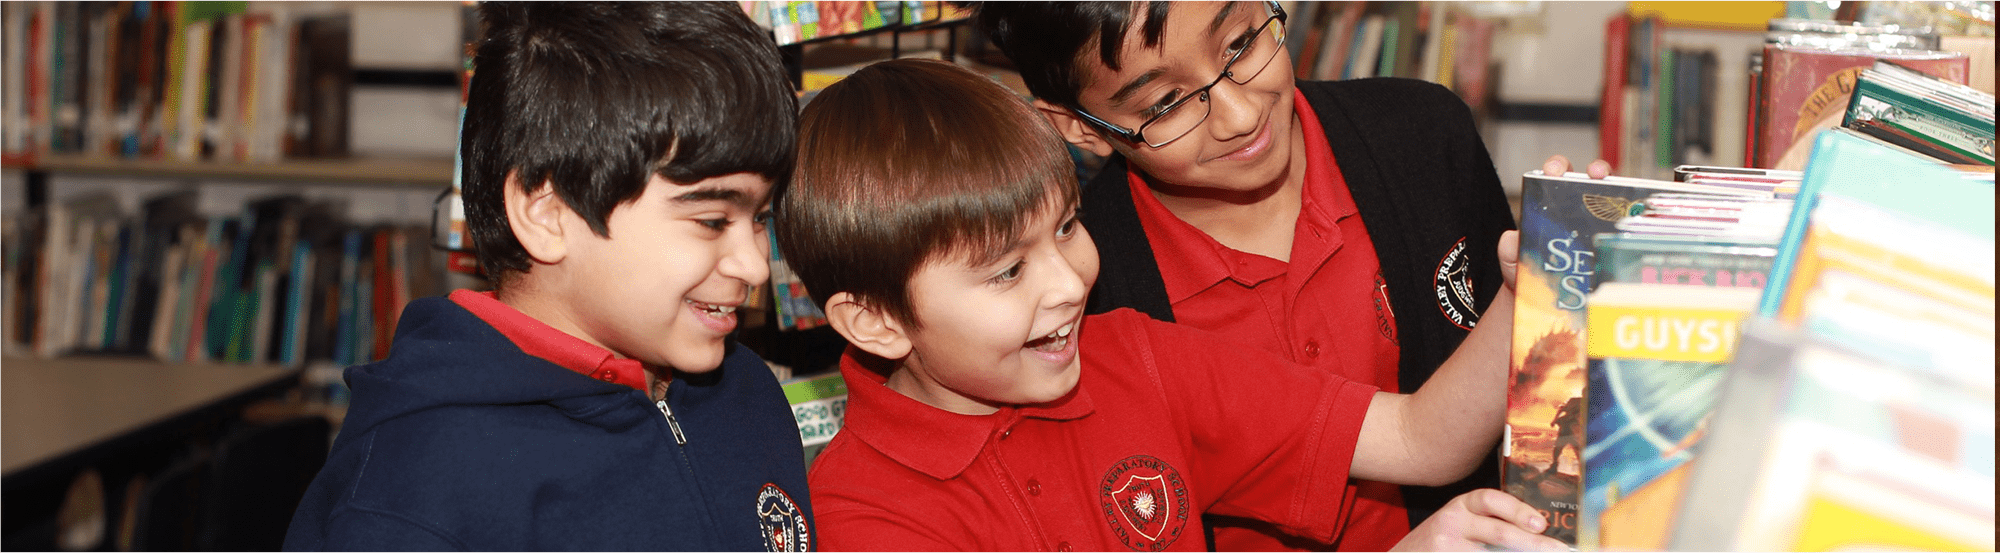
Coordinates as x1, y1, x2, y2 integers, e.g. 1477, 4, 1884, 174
1111, 474, 1171, 541
1098, 455, 1190, 551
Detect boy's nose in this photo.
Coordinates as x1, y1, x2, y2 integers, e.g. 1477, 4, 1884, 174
1042, 247, 1091, 309
719, 229, 771, 288
1205, 80, 1262, 140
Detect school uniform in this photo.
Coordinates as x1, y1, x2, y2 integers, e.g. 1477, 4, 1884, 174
284, 290, 814, 552
1082, 78, 1515, 550
806, 308, 1379, 551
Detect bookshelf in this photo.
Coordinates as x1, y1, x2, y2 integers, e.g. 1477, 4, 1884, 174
11, 154, 452, 187
0, 1, 462, 548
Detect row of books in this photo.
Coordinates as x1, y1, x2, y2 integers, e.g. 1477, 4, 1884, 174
0, 1, 353, 164
1504, 128, 1994, 550
1284, 2, 1498, 115
742, 1, 970, 47
1750, 18, 1975, 171
0, 191, 438, 369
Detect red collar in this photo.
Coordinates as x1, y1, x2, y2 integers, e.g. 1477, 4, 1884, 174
1125, 88, 1360, 303
834, 345, 1095, 479
450, 289, 656, 392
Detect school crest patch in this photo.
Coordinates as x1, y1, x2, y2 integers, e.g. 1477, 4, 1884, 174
1098, 455, 1190, 551
1432, 237, 1479, 330
756, 483, 809, 552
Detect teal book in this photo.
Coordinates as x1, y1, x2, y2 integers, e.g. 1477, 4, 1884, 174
1756, 130, 1996, 317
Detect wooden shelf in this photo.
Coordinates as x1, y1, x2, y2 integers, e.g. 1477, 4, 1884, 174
8, 154, 455, 188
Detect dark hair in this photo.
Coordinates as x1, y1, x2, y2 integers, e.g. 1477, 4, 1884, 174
776, 59, 1079, 328
974, 1, 1175, 108
462, 2, 795, 285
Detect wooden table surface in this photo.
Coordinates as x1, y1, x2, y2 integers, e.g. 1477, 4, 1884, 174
3, 356, 300, 477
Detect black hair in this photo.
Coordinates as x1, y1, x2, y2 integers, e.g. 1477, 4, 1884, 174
462, 2, 795, 285
973, 1, 1174, 108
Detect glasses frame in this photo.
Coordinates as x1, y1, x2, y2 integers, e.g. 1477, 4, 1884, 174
1071, 0, 1289, 149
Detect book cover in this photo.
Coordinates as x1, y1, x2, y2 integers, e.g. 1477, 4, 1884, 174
1758, 129, 1994, 317
782, 370, 848, 467
1578, 282, 1759, 550
1756, 44, 1968, 169
1505, 171, 1768, 544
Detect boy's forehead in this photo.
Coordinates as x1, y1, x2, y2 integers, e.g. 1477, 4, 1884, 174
1086, 2, 1247, 90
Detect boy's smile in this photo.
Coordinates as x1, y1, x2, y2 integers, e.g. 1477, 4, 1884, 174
514, 171, 773, 375
886, 200, 1099, 415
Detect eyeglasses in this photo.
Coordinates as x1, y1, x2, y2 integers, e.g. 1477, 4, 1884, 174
1072, 2, 1288, 149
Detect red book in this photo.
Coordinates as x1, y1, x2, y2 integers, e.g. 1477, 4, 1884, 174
1599, 15, 1629, 171
1755, 45, 1968, 169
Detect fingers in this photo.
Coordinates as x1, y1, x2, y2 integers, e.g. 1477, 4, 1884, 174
1541, 155, 1571, 177
1497, 230, 1520, 291
1459, 489, 1569, 552
1586, 159, 1612, 179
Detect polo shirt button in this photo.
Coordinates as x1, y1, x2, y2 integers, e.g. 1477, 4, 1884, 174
1026, 479, 1042, 496
599, 370, 616, 381
1001, 428, 1012, 440
1057, 541, 1072, 551
1304, 340, 1321, 359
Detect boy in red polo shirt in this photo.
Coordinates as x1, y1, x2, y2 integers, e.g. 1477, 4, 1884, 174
974, 3, 1607, 549
284, 3, 813, 550
775, 59, 1564, 552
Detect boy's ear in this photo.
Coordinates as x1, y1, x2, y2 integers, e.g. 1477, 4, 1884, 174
504, 169, 571, 264
1034, 98, 1117, 158
824, 292, 913, 361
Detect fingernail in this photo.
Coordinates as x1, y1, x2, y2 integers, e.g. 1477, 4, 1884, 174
1532, 516, 1547, 531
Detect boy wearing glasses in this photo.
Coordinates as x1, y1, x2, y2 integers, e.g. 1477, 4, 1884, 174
782, 59, 1564, 552
974, 3, 1602, 549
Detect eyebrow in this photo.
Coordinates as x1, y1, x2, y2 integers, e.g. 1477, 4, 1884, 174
671, 186, 764, 210
1108, 69, 1165, 108
1207, 2, 1240, 37
1106, 2, 1246, 109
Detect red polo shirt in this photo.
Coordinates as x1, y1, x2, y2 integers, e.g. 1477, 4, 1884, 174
450, 289, 656, 392
807, 308, 1379, 551
1126, 90, 1407, 550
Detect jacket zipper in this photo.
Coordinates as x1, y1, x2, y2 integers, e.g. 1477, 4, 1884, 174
656, 398, 688, 445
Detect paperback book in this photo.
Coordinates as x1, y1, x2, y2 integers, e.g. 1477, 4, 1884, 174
1504, 170, 1768, 544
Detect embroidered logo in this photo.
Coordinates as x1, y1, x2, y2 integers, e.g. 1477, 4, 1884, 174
1098, 455, 1190, 551
1372, 273, 1397, 343
1433, 237, 1479, 330
757, 484, 809, 552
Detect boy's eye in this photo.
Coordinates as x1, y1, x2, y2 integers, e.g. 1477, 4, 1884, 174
1226, 26, 1256, 56
752, 211, 774, 230
1056, 214, 1080, 238
698, 218, 731, 231
990, 261, 1025, 284
1144, 90, 1184, 118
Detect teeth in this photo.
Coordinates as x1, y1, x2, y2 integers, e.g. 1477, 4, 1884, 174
1056, 324, 1073, 338
690, 301, 736, 315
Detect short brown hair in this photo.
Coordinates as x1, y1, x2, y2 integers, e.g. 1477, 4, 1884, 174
776, 59, 1079, 328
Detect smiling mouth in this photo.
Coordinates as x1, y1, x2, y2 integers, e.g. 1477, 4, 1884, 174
1025, 322, 1076, 353
687, 300, 738, 317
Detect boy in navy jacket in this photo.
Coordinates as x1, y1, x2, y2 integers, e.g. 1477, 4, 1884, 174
284, 3, 813, 550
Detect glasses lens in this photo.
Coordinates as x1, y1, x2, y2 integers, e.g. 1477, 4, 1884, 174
1140, 92, 1211, 148
1227, 17, 1284, 86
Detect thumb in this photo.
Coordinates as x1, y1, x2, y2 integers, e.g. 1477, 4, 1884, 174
1498, 230, 1520, 292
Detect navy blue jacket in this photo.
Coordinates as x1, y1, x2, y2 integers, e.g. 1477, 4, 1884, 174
284, 296, 814, 551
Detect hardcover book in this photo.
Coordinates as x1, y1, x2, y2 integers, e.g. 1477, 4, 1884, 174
1755, 44, 1967, 169
782, 370, 848, 467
